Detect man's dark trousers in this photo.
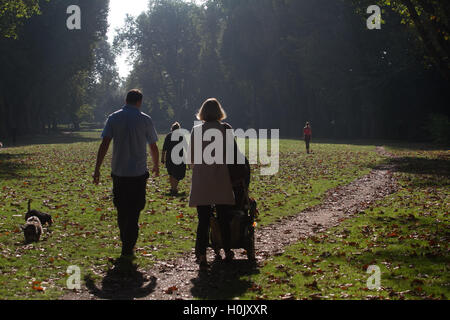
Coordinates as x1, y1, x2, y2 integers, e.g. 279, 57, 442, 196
112, 172, 150, 256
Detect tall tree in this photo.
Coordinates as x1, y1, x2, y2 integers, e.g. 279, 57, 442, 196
113, 0, 449, 140
0, 0, 109, 137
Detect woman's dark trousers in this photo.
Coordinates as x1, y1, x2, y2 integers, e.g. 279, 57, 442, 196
112, 172, 149, 256
196, 205, 232, 256
305, 136, 311, 153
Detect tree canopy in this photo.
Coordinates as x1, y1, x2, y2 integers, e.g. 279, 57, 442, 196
115, 0, 449, 139
0, 0, 448, 141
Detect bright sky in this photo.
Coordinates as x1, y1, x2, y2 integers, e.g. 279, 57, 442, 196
107, 0, 149, 79
108, 0, 205, 79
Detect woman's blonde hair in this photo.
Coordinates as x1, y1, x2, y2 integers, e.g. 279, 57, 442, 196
196, 98, 227, 122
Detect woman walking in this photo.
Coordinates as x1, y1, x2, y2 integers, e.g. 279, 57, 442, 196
189, 98, 235, 270
303, 122, 312, 154
161, 122, 186, 195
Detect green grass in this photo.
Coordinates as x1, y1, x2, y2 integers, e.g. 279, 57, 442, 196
236, 146, 450, 300
0, 131, 381, 299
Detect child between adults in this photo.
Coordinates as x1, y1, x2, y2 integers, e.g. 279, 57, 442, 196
161, 122, 187, 196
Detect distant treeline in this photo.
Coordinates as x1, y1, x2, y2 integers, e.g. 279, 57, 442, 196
1, 0, 449, 142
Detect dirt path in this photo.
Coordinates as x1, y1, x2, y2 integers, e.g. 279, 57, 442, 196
63, 147, 397, 300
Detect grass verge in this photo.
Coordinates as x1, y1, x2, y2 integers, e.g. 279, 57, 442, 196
236, 146, 449, 300
0, 131, 381, 299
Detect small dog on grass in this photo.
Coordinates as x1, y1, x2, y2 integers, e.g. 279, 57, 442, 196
21, 216, 43, 243
25, 200, 53, 226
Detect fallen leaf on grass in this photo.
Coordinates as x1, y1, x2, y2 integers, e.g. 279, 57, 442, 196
339, 283, 353, 290
387, 232, 398, 238
280, 293, 296, 300
33, 286, 45, 292
32, 281, 45, 292
165, 286, 178, 294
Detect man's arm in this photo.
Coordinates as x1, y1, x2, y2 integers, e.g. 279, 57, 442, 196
150, 143, 160, 177
93, 137, 112, 184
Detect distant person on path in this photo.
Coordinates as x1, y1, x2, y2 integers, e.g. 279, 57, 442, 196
161, 122, 186, 196
303, 122, 312, 154
189, 98, 235, 270
93, 89, 160, 260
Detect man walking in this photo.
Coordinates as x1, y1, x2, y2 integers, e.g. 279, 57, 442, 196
93, 89, 159, 260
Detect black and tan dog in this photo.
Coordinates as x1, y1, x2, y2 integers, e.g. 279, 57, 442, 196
25, 200, 53, 226
21, 216, 43, 243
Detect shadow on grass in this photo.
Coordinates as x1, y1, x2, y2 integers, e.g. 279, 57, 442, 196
85, 260, 157, 300
0, 131, 99, 148
390, 157, 449, 177
371, 156, 450, 187
190, 259, 260, 300
0, 153, 38, 181
164, 191, 187, 198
